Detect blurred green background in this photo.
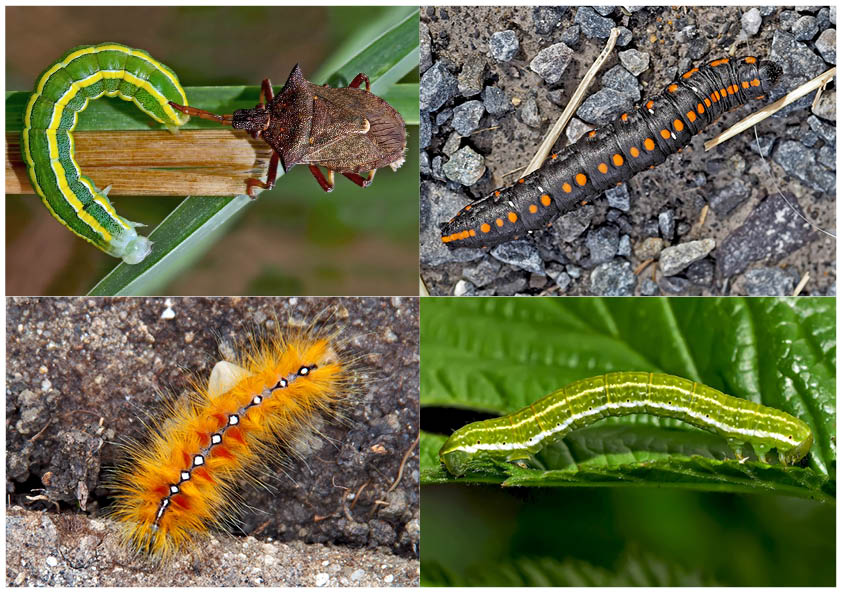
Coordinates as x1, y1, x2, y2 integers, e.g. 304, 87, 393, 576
6, 6, 419, 296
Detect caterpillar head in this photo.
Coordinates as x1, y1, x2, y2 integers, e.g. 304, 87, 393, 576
756, 60, 783, 93
439, 445, 471, 477
782, 432, 813, 466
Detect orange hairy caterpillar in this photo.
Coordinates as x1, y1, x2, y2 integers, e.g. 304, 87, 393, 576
107, 319, 355, 558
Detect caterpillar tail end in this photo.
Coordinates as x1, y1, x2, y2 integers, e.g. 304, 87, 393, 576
121, 236, 153, 264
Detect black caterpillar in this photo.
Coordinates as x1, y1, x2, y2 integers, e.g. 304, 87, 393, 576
440, 56, 782, 248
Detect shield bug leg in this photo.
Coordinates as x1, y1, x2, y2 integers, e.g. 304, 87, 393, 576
244, 151, 281, 198
348, 73, 370, 92
259, 78, 274, 105
342, 170, 376, 188
308, 165, 336, 192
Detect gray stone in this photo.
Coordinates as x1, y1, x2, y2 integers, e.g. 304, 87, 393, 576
605, 183, 630, 211
717, 193, 816, 277
792, 15, 819, 41
619, 49, 650, 75
590, 260, 636, 296
815, 28, 836, 64
640, 277, 660, 296
817, 144, 835, 169
442, 132, 461, 157
747, 134, 776, 157
519, 97, 541, 128
420, 111, 431, 149
709, 179, 751, 216
575, 6, 615, 39
576, 88, 634, 125
453, 279, 477, 296
532, 7, 567, 34
419, 150, 430, 175
616, 26, 633, 47
659, 275, 697, 295
529, 43, 574, 84
420, 62, 458, 112
592, 6, 615, 16
442, 146, 486, 186
635, 237, 664, 260
659, 239, 716, 276
742, 7, 762, 36
601, 65, 641, 101
658, 209, 675, 239
564, 118, 593, 144
566, 264, 581, 279
554, 204, 594, 242
617, 234, 631, 257
451, 100, 485, 136
419, 22, 432, 73
812, 88, 835, 120
482, 86, 512, 116
463, 258, 502, 287
686, 259, 714, 286
490, 240, 545, 275
808, 115, 836, 144
561, 25, 580, 47
489, 30, 519, 62
586, 225, 620, 265
458, 55, 486, 97
771, 31, 827, 81
744, 267, 798, 296
435, 108, 452, 126
773, 139, 835, 193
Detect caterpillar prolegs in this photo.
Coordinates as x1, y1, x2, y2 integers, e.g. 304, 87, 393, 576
22, 43, 189, 264
439, 372, 813, 477
440, 56, 782, 249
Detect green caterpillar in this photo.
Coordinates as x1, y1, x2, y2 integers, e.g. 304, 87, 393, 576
22, 42, 189, 264
439, 372, 813, 476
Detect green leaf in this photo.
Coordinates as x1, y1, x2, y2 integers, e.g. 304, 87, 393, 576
421, 297, 835, 500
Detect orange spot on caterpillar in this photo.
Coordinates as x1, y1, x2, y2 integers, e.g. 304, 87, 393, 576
529, 204, 538, 213
562, 182, 572, 193
630, 146, 640, 157
495, 218, 504, 227
751, 78, 760, 87
673, 119, 684, 132
551, 153, 558, 159
745, 56, 757, 64
621, 113, 628, 122
464, 204, 472, 210
660, 129, 670, 140
518, 178, 525, 184
742, 80, 750, 89
644, 138, 655, 151
668, 83, 678, 93
588, 130, 596, 138
710, 58, 729, 67
704, 97, 712, 107
598, 162, 608, 174
481, 223, 491, 233
469, 229, 476, 237
540, 194, 551, 206
697, 102, 705, 114
494, 191, 501, 197
507, 212, 517, 223
682, 68, 698, 79
687, 110, 697, 123
646, 100, 654, 110
612, 154, 623, 167
575, 173, 587, 186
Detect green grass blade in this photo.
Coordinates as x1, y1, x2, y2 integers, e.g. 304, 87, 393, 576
88, 195, 251, 295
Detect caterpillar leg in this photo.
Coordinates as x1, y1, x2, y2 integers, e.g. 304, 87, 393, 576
258, 78, 275, 105
342, 170, 376, 188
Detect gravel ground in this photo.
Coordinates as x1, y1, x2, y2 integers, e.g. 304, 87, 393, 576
6, 297, 419, 586
420, 6, 836, 296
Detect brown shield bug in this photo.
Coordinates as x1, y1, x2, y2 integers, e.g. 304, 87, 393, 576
169, 64, 407, 196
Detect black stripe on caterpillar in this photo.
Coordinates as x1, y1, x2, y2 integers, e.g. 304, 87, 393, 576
440, 56, 782, 249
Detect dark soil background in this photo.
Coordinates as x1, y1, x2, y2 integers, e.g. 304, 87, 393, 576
6, 297, 419, 583
420, 6, 835, 296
